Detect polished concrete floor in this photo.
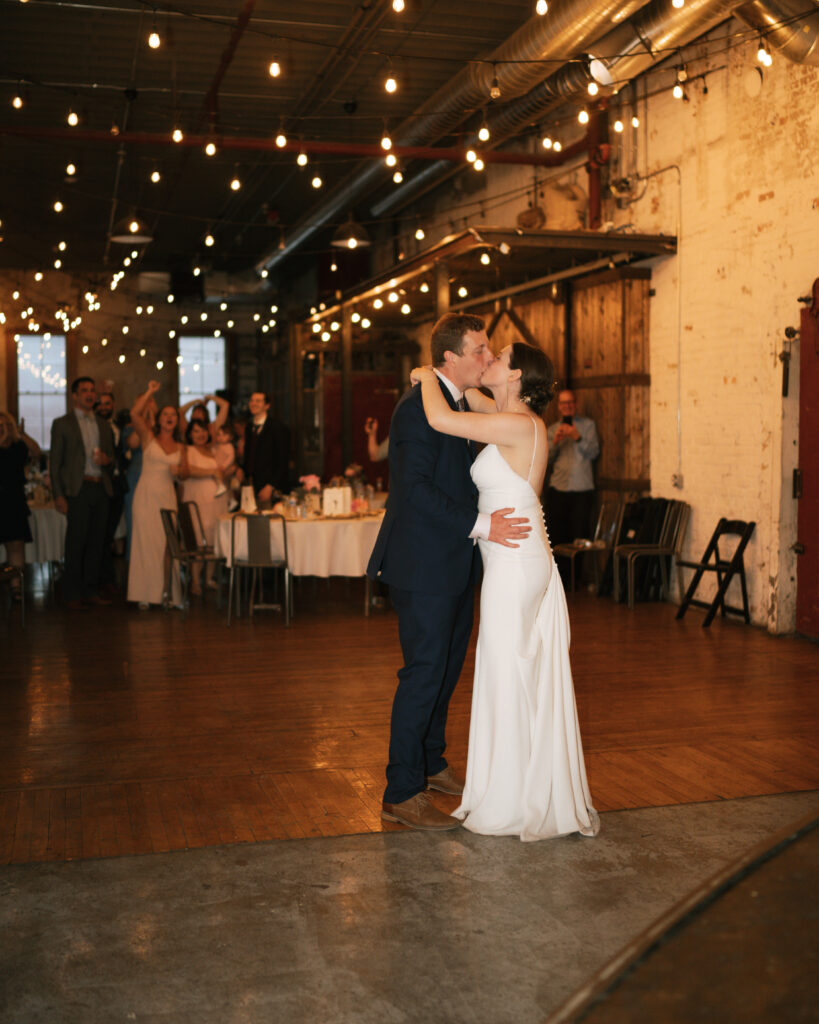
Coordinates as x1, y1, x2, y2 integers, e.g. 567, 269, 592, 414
2, 790, 817, 1024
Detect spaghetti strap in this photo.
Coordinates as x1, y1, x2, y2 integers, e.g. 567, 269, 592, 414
526, 417, 538, 486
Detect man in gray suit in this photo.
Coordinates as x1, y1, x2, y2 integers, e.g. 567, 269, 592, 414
50, 376, 115, 608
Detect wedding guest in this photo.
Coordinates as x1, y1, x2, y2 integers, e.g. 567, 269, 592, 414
242, 392, 290, 506
121, 398, 156, 559
50, 376, 115, 609
180, 394, 230, 441
181, 419, 225, 593
127, 382, 188, 610
0, 412, 41, 603
96, 391, 128, 595
365, 416, 389, 462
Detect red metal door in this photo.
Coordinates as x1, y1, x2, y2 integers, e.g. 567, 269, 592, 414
796, 280, 819, 638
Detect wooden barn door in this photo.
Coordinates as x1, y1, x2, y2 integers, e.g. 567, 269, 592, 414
569, 268, 651, 500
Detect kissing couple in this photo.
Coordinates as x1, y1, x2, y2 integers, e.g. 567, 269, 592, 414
367, 312, 599, 841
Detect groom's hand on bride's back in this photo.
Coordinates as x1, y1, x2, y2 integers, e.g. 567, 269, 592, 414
488, 507, 531, 548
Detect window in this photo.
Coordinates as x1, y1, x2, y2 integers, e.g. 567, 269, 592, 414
16, 333, 67, 448
178, 335, 226, 396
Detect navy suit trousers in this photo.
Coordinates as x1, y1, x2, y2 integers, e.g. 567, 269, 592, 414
384, 583, 475, 804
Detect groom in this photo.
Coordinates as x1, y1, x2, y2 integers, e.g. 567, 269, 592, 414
367, 313, 531, 830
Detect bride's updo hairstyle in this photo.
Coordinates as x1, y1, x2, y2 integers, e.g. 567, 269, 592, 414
509, 342, 556, 416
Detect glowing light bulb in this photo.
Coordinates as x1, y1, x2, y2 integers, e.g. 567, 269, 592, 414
578, 109, 590, 124
415, 227, 425, 240
82, 345, 89, 354
12, 95, 23, 109
312, 174, 323, 189
148, 30, 160, 49
466, 149, 477, 163
553, 140, 562, 152
205, 233, 214, 246
385, 76, 398, 94
275, 132, 287, 148
269, 59, 281, 78
631, 115, 640, 128
373, 298, 383, 309
420, 282, 429, 293
542, 135, 553, 149
614, 119, 624, 133
480, 252, 490, 265
347, 237, 358, 250
672, 0, 684, 7
156, 360, 164, 369
34, 271, 43, 281
672, 84, 683, 99
118, 354, 126, 364
67, 109, 79, 126
392, 0, 404, 10
297, 151, 308, 166
151, 169, 161, 183
385, 152, 397, 167
230, 176, 241, 190
473, 158, 485, 171
536, 0, 548, 14
53, 200, 63, 212
352, 312, 361, 323
381, 134, 392, 151
101, 338, 108, 346
478, 124, 490, 142
58, 241, 66, 251
401, 303, 411, 314
458, 286, 468, 297
587, 81, 599, 96
393, 170, 403, 183
205, 141, 217, 156
139, 348, 146, 357
172, 127, 183, 143
54, 259, 62, 269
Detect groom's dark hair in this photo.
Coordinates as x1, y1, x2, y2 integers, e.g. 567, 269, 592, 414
430, 313, 485, 366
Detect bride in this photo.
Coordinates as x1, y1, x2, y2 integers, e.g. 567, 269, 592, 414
412, 342, 599, 841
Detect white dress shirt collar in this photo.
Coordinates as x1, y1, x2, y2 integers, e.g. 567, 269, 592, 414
433, 368, 463, 405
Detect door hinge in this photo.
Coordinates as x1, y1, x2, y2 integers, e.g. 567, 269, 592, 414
793, 468, 802, 499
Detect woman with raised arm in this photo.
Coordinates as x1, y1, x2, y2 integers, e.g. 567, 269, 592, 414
127, 382, 188, 609
179, 394, 229, 442
412, 341, 598, 842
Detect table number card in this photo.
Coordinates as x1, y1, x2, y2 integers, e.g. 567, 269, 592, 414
322, 486, 352, 516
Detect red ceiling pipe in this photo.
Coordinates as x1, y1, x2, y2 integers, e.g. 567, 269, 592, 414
0, 126, 590, 169
585, 106, 611, 230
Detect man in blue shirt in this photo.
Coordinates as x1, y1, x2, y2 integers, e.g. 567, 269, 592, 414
546, 390, 600, 585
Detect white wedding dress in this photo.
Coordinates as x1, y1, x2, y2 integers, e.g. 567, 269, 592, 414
454, 424, 600, 841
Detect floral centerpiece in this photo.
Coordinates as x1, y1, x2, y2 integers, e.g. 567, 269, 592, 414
296, 474, 322, 515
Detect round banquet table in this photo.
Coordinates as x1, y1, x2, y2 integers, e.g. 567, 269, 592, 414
214, 510, 385, 614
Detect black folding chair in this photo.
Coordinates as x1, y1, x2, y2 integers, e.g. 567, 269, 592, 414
227, 512, 290, 626
178, 500, 226, 602
676, 518, 756, 627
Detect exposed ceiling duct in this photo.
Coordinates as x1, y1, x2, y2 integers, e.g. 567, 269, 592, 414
256, 0, 654, 274
734, 0, 819, 64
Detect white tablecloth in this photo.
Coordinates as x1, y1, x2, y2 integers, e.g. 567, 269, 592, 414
215, 512, 384, 577
0, 505, 66, 564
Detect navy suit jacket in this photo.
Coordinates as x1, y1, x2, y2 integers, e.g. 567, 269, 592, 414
367, 379, 481, 595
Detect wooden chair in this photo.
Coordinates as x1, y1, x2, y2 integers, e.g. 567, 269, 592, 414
552, 497, 624, 593
1, 564, 25, 626
227, 513, 290, 627
676, 518, 756, 627
614, 500, 690, 609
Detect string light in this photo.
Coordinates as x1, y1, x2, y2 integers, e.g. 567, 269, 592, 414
172, 126, 184, 143
536, 0, 548, 13
148, 28, 160, 49
156, 360, 164, 369
489, 65, 501, 100
269, 59, 282, 78
473, 157, 485, 171
478, 116, 490, 143
672, 83, 684, 99
419, 282, 429, 293
275, 130, 287, 148
393, 169, 403, 183
553, 140, 562, 152
150, 168, 161, 183
672, 0, 684, 7
67, 109, 79, 126
311, 174, 323, 189
380, 129, 393, 151
587, 81, 599, 96
541, 135, 553, 149
480, 252, 491, 266
205, 140, 217, 156
361, 317, 371, 329
392, 0, 404, 10
401, 303, 411, 315
230, 174, 241, 191
631, 115, 640, 128
351, 311, 361, 323
415, 226, 425, 240
204, 232, 215, 247
466, 149, 477, 163
12, 94, 23, 109
614, 119, 624, 132
458, 286, 468, 298
297, 150, 308, 166
385, 74, 398, 94
58, 241, 66, 251
578, 109, 590, 124
385, 153, 397, 167
757, 39, 773, 66
373, 297, 383, 309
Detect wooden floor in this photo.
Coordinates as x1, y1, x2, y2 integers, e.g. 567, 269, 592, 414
2, 576, 818, 864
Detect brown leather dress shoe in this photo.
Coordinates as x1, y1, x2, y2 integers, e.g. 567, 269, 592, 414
381, 792, 461, 831
426, 765, 465, 796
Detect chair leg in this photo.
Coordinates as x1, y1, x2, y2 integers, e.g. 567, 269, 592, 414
739, 564, 751, 623
569, 553, 576, 593
284, 569, 290, 628
627, 554, 636, 610
227, 566, 235, 625
614, 554, 621, 603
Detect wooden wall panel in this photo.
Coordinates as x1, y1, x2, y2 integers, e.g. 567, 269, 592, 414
571, 281, 623, 380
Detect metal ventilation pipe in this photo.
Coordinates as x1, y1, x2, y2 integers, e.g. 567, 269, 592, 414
373, 0, 743, 218
256, 0, 653, 273
734, 0, 819, 64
